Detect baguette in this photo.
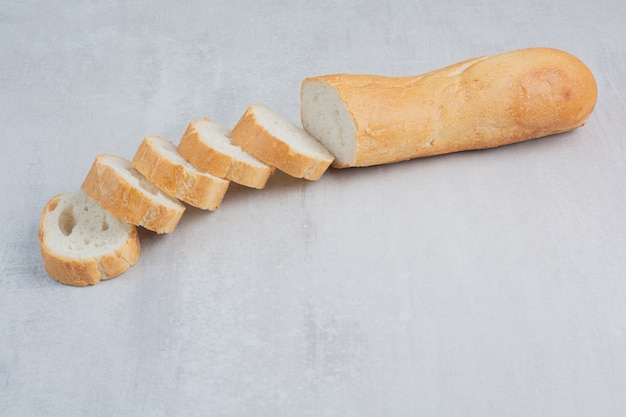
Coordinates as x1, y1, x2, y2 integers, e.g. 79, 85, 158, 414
39, 189, 140, 286
301, 47, 598, 167
178, 118, 274, 189
131, 135, 230, 210
231, 104, 334, 180
82, 154, 185, 234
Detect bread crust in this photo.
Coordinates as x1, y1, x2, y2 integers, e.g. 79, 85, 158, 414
231, 105, 333, 180
81, 154, 185, 234
301, 47, 598, 167
38, 193, 140, 287
131, 136, 229, 210
178, 118, 274, 189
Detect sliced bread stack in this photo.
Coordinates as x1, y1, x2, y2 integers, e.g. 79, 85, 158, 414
39, 47, 598, 286
39, 105, 335, 286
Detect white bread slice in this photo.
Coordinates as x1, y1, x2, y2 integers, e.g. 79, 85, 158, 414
231, 104, 335, 181
39, 189, 140, 286
131, 135, 229, 210
82, 154, 185, 234
178, 118, 275, 189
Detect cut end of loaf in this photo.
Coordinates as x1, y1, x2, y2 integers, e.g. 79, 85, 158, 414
301, 79, 357, 168
300, 48, 598, 168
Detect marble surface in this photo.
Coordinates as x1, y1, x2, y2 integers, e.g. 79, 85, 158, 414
1, 0, 625, 415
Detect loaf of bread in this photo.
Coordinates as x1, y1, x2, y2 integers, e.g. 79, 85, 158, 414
40, 47, 598, 285
82, 154, 185, 234
301, 47, 598, 167
231, 104, 335, 180
178, 118, 274, 189
39, 189, 140, 286
131, 135, 230, 210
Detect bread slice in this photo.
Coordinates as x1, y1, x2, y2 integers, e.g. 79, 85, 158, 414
231, 104, 335, 180
82, 154, 185, 234
39, 189, 140, 286
177, 118, 275, 189
131, 135, 229, 210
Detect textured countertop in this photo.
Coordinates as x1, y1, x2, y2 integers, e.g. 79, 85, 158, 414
2, 0, 625, 416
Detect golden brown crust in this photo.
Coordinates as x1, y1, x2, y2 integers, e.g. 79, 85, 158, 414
38, 194, 140, 287
302, 47, 598, 167
131, 136, 229, 210
178, 119, 274, 189
231, 106, 332, 180
81, 154, 185, 234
